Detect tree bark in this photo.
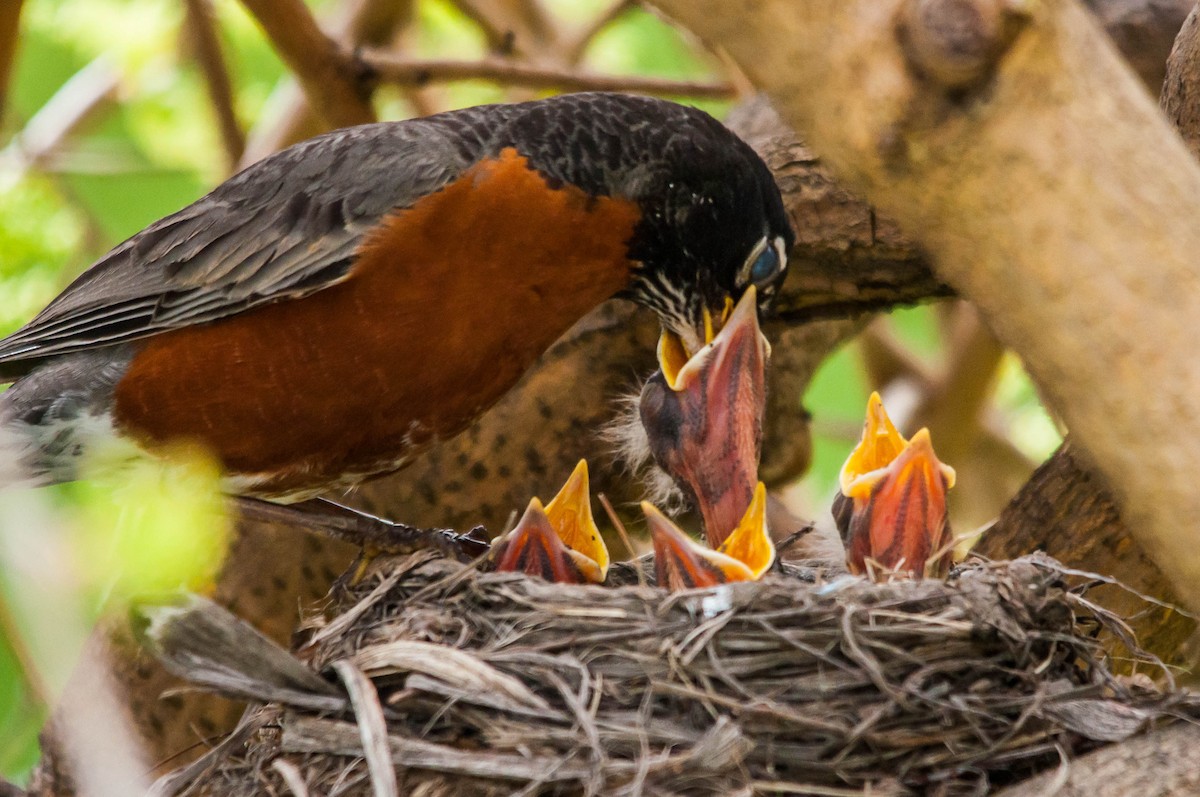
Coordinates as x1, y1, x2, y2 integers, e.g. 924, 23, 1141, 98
1162, 2, 1200, 156
1086, 0, 1194, 93
650, 0, 1200, 620
995, 721, 1200, 796
239, 0, 375, 130
976, 440, 1197, 664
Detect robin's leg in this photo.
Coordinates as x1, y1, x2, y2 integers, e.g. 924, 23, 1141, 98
233, 497, 490, 567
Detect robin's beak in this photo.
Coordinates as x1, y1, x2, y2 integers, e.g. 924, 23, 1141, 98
645, 482, 775, 591
643, 287, 769, 547
491, 459, 609, 583
834, 393, 957, 579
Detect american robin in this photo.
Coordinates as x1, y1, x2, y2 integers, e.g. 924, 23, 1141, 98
490, 459, 609, 583
645, 480, 775, 590
0, 93, 793, 548
634, 284, 770, 547
833, 392, 957, 579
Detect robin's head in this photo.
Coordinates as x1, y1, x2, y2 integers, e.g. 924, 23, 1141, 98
488, 92, 793, 347
618, 106, 793, 357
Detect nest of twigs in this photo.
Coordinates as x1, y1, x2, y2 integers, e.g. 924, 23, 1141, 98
148, 553, 1198, 797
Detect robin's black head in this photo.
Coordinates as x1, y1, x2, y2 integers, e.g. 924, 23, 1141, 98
485, 93, 794, 353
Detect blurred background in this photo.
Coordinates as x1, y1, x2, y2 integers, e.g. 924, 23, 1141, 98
0, 0, 1061, 782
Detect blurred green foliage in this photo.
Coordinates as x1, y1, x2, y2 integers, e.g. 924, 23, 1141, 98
0, 0, 1061, 784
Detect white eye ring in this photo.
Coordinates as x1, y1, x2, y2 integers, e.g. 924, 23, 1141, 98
737, 236, 769, 287
772, 235, 788, 275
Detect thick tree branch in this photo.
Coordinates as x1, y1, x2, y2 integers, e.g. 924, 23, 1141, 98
650, 0, 1200, 618
183, 0, 245, 171
1162, 3, 1200, 156
995, 721, 1200, 796
239, 0, 375, 130
359, 51, 735, 98
976, 440, 1196, 663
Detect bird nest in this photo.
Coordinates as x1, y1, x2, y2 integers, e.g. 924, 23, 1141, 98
149, 552, 1198, 797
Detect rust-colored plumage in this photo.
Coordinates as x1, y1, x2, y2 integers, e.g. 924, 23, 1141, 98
113, 149, 639, 497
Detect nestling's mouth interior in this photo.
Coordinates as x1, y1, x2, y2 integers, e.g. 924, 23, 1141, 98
839, 393, 957, 499
543, 459, 610, 578
715, 481, 775, 578
657, 296, 736, 391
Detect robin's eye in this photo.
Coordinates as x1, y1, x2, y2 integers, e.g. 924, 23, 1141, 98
749, 247, 778, 285
739, 236, 787, 289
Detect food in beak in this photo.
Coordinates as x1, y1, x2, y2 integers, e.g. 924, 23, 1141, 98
645, 482, 775, 591
833, 393, 957, 579
641, 287, 769, 547
491, 459, 609, 583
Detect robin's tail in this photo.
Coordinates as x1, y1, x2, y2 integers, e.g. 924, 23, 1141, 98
0, 348, 135, 489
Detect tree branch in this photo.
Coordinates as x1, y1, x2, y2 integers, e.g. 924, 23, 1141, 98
239, 0, 375, 130
564, 0, 637, 62
359, 50, 735, 98
239, 0, 409, 166
183, 0, 245, 172
650, 0, 1200, 618
1162, 2, 1200, 157
995, 720, 1200, 796
0, 0, 22, 125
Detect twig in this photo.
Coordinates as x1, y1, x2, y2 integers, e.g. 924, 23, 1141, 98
332, 661, 399, 797
0, 587, 51, 710
449, 0, 559, 56
270, 759, 311, 797
564, 0, 637, 63
239, 0, 375, 130
238, 0, 409, 167
183, 0, 245, 172
598, 492, 645, 588
10, 57, 120, 171
0, 0, 23, 125
360, 51, 735, 98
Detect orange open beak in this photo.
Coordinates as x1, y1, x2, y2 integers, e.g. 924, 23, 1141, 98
491, 460, 609, 583
641, 287, 769, 547
834, 393, 956, 579
645, 482, 775, 591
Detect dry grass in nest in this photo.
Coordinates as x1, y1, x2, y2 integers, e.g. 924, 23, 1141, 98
145, 553, 1198, 797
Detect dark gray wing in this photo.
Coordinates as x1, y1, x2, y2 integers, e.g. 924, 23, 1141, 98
0, 120, 477, 380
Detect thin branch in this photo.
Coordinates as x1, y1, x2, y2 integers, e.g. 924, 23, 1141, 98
239, 0, 410, 168
183, 0, 245, 172
10, 58, 119, 171
239, 0, 375, 130
0, 0, 23, 126
360, 51, 735, 98
564, 0, 637, 63
450, 0, 560, 56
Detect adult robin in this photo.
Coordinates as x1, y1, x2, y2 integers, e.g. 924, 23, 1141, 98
0, 93, 794, 551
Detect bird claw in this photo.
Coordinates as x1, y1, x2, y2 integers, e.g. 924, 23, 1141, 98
235, 496, 491, 567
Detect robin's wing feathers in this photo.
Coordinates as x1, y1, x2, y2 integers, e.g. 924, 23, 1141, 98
0, 121, 473, 379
